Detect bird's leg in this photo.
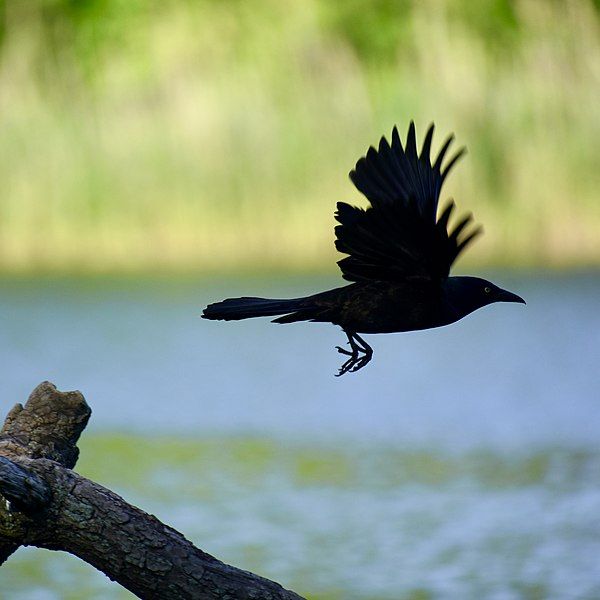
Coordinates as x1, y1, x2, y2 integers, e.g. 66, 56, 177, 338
335, 329, 359, 357
335, 330, 373, 376
349, 332, 373, 373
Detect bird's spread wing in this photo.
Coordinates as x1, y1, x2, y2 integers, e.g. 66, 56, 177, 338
335, 122, 482, 282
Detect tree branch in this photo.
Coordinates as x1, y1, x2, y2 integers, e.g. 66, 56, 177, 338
0, 456, 51, 512
0, 382, 305, 600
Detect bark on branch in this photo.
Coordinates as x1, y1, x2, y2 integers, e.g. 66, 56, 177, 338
0, 382, 305, 600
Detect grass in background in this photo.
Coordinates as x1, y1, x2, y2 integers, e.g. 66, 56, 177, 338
0, 0, 598, 274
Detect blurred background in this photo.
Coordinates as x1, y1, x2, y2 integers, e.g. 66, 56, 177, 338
1, 1, 599, 599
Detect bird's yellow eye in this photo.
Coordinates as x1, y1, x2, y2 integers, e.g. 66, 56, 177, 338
484, 286, 491, 294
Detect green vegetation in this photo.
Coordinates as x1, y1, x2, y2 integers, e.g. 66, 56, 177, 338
0, 0, 598, 273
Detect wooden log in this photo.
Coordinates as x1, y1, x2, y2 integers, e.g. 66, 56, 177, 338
0, 382, 305, 600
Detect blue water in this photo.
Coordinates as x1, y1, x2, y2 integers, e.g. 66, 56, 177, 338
1, 272, 598, 448
1, 272, 599, 599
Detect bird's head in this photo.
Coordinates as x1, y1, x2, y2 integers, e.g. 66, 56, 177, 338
442, 276, 525, 321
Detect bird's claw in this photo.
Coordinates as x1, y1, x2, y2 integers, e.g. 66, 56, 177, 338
336, 345, 353, 357
336, 356, 353, 376
336, 355, 370, 376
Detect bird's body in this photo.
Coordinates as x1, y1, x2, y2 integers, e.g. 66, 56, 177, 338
305, 280, 445, 334
202, 122, 525, 375
234, 280, 447, 334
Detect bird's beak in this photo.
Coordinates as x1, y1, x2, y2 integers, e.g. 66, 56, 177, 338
497, 288, 526, 304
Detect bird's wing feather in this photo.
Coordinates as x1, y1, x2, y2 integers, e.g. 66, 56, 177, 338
336, 122, 481, 282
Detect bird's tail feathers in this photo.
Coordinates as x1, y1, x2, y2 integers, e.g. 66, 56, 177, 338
202, 296, 308, 321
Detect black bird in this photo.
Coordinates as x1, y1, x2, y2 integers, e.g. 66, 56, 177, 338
202, 122, 525, 376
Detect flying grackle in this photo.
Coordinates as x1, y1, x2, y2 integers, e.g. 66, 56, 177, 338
202, 122, 525, 376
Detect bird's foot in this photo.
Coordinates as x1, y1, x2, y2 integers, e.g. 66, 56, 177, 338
336, 352, 357, 377
336, 350, 372, 376
349, 349, 372, 373
335, 341, 359, 375
336, 353, 358, 376
335, 332, 373, 376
